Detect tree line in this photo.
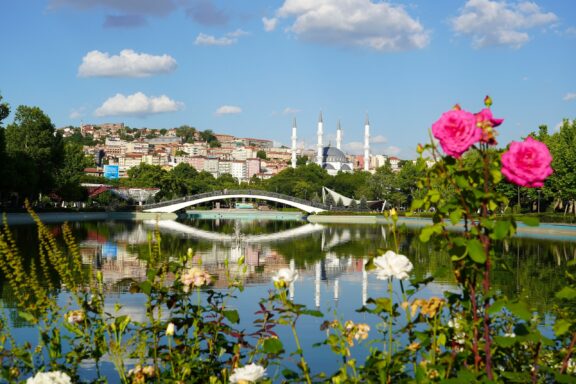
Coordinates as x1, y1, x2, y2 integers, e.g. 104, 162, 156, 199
1, 94, 575, 214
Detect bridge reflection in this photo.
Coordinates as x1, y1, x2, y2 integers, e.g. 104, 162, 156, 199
76, 219, 377, 309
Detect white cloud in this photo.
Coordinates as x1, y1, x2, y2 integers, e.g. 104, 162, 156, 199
69, 108, 85, 119
263, 17, 278, 32
273, 0, 429, 51
371, 134, 388, 144
78, 49, 177, 78
283, 107, 300, 115
94, 92, 183, 117
451, 0, 558, 48
216, 105, 242, 115
194, 30, 249, 46
563, 93, 576, 101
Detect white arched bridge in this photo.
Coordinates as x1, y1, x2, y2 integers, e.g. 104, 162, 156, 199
141, 189, 329, 214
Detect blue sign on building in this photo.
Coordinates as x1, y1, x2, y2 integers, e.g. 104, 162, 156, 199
103, 165, 119, 179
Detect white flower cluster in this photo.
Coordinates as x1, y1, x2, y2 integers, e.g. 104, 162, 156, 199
229, 363, 266, 383
372, 250, 414, 280
272, 268, 299, 287
26, 371, 72, 384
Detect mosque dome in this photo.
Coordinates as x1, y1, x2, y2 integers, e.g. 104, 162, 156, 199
322, 146, 347, 163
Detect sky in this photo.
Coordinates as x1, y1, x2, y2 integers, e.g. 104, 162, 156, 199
1, 0, 575, 159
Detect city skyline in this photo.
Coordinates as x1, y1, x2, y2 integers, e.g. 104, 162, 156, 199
1, 0, 575, 158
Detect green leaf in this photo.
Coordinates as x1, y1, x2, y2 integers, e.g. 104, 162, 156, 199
454, 175, 469, 189
492, 220, 512, 240
223, 309, 240, 324
301, 309, 323, 318
555, 286, 576, 300
487, 299, 506, 315
502, 371, 531, 383
467, 239, 486, 264
263, 337, 284, 354
411, 199, 424, 210
520, 216, 539, 227
419, 224, 442, 243
494, 335, 516, 348
490, 169, 502, 184
507, 301, 532, 322
449, 209, 463, 225
437, 333, 447, 347
18, 311, 36, 323
140, 281, 152, 295
282, 369, 299, 380
553, 319, 572, 337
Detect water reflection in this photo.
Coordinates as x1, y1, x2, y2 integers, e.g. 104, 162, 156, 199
2, 217, 575, 314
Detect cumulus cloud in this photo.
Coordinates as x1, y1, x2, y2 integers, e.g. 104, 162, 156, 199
451, 0, 558, 48
49, 0, 178, 16
272, 0, 429, 51
186, 0, 229, 26
194, 29, 248, 46
563, 93, 576, 101
263, 17, 278, 32
78, 49, 177, 78
94, 92, 183, 117
103, 14, 147, 28
216, 105, 242, 115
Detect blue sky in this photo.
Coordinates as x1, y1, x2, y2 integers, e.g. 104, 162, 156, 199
1, 0, 575, 158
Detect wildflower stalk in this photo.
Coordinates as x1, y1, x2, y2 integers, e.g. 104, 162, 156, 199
561, 332, 576, 374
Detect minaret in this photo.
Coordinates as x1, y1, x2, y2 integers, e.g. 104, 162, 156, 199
336, 120, 342, 150
364, 114, 370, 172
291, 118, 297, 169
316, 112, 323, 166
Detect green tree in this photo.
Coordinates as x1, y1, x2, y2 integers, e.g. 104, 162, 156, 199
0, 94, 10, 199
176, 125, 197, 144
546, 119, 576, 213
54, 143, 93, 201
296, 155, 308, 167
5, 105, 64, 201
256, 150, 267, 160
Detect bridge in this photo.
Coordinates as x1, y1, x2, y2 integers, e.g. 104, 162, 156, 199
141, 189, 330, 214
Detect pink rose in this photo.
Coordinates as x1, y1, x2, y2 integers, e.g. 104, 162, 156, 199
475, 108, 504, 145
501, 137, 553, 188
432, 109, 482, 158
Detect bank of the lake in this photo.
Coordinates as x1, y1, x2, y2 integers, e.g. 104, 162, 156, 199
2, 211, 178, 225
307, 214, 576, 241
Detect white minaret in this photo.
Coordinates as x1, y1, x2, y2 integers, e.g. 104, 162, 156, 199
316, 112, 323, 166
291, 118, 297, 169
364, 114, 370, 172
336, 120, 342, 150
315, 261, 321, 308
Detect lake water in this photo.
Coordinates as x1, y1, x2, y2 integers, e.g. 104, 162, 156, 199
1, 215, 575, 381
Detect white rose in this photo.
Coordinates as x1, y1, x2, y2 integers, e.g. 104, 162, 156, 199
272, 268, 299, 285
373, 250, 413, 280
26, 371, 72, 384
166, 322, 175, 336
229, 363, 266, 383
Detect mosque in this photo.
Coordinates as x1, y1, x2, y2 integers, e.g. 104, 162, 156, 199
291, 113, 370, 175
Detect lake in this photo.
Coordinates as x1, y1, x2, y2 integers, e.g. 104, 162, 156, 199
1, 214, 575, 381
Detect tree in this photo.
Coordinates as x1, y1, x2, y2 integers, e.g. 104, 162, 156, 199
0, 94, 10, 199
5, 105, 64, 201
545, 119, 576, 213
176, 125, 197, 144
296, 155, 308, 167
54, 143, 93, 201
349, 198, 358, 210
256, 150, 267, 160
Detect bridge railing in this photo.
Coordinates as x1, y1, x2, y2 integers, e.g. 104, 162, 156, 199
141, 189, 331, 211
